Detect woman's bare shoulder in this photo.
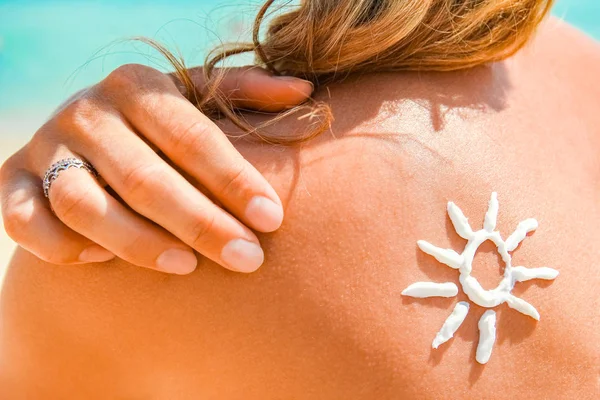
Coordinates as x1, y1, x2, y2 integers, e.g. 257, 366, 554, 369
532, 18, 600, 97
537, 17, 600, 60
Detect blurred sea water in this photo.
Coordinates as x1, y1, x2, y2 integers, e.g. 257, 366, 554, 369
0, 0, 598, 136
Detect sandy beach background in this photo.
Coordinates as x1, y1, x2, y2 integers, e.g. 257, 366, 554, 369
0, 0, 598, 277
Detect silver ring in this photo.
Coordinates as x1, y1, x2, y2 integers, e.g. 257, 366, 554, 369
43, 158, 98, 198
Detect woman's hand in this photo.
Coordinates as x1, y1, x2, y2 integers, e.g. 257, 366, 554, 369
0, 64, 313, 274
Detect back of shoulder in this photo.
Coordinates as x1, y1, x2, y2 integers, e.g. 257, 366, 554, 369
532, 18, 600, 95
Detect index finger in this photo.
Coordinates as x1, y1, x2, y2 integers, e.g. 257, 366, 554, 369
94, 65, 283, 232
109, 66, 286, 233
171, 66, 314, 112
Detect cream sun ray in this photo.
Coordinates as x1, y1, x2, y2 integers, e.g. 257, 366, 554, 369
447, 202, 474, 240
432, 302, 470, 349
506, 295, 540, 320
476, 310, 497, 364
416, 240, 463, 269
512, 266, 559, 282
505, 218, 538, 252
401, 282, 458, 298
483, 192, 499, 232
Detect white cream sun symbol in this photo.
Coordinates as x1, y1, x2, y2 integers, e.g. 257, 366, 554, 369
402, 192, 559, 364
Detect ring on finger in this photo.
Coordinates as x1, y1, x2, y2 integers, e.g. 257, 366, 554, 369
42, 157, 99, 198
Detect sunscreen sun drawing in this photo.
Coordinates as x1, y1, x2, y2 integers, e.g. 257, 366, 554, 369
402, 192, 559, 364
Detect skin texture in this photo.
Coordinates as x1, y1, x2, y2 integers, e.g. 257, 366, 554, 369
0, 19, 599, 399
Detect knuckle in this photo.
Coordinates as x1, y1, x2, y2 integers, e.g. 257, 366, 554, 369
2, 207, 27, 242
0, 159, 9, 186
0, 163, 30, 242
121, 163, 169, 207
22, 132, 58, 171
100, 64, 163, 95
188, 211, 217, 249
218, 163, 250, 198
50, 182, 93, 225
102, 64, 146, 91
169, 120, 213, 160
115, 235, 146, 263
52, 96, 99, 142
0, 153, 18, 186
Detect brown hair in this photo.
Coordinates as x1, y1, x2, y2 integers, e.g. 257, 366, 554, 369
160, 0, 554, 144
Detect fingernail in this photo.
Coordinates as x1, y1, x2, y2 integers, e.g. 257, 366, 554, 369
245, 196, 284, 232
79, 245, 115, 263
156, 249, 198, 275
221, 239, 264, 273
275, 76, 314, 91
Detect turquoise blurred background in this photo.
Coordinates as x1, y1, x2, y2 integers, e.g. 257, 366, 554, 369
0, 0, 598, 137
